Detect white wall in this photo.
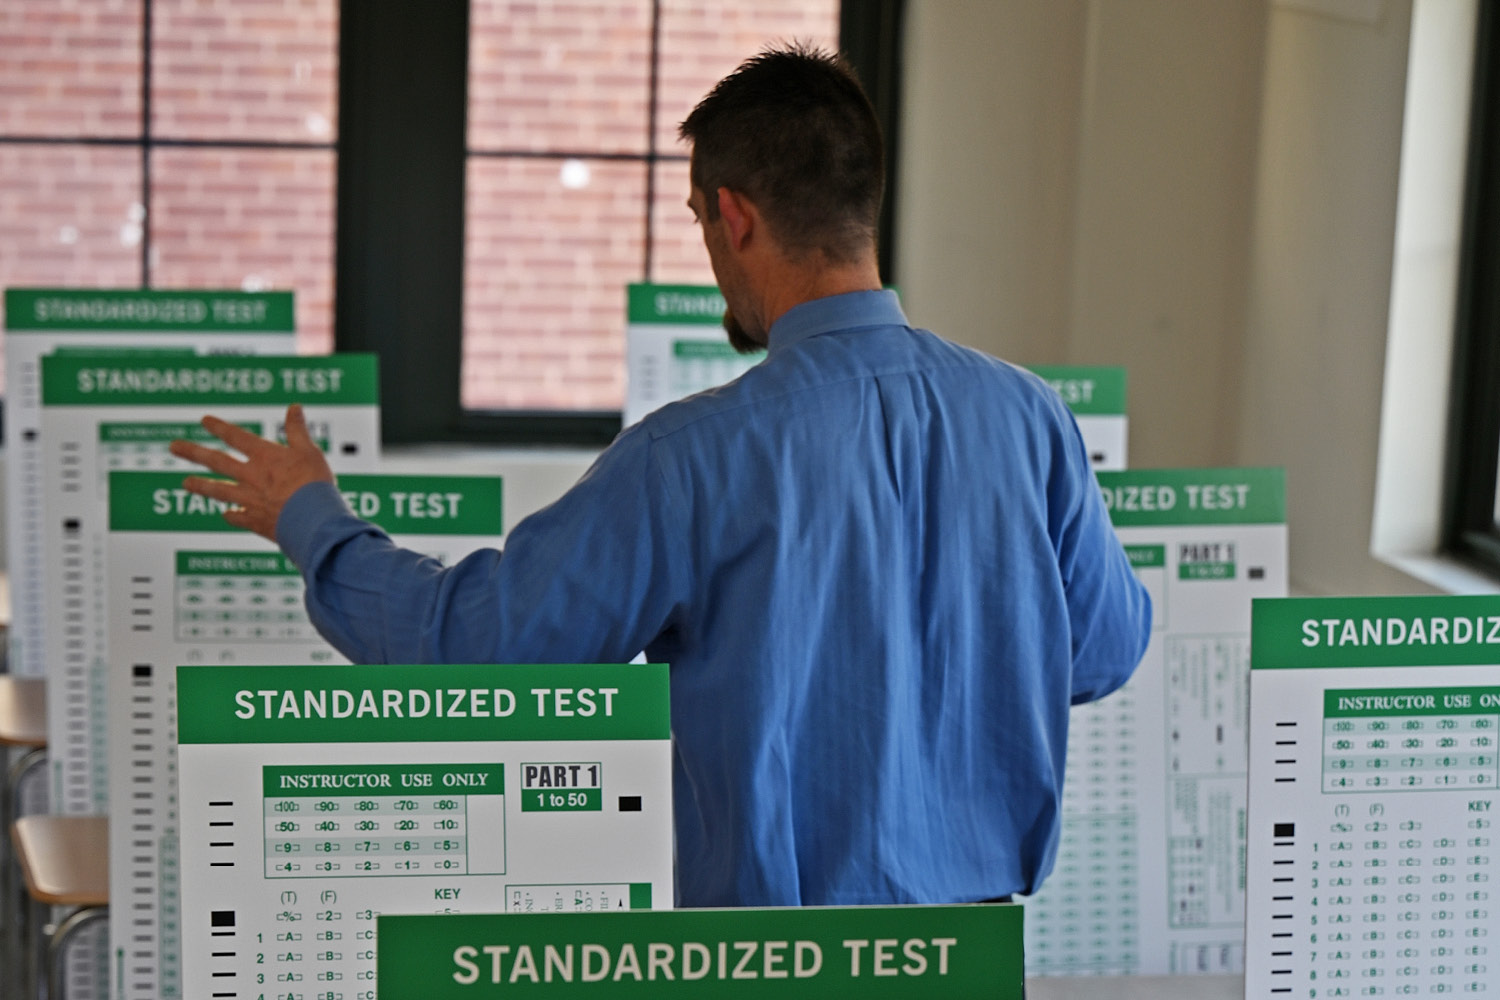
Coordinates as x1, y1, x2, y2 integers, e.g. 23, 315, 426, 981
897, 0, 1445, 597
1235, 0, 1431, 595
894, 2, 1087, 366
898, 0, 1267, 469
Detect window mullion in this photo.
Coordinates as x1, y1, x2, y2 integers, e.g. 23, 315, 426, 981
335, 0, 468, 444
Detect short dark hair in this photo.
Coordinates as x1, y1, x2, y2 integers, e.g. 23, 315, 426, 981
679, 43, 884, 264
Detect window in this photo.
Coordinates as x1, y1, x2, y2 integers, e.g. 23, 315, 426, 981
1447, 0, 1500, 574
0, 0, 339, 388
341, 1, 904, 445
3, 1, 904, 444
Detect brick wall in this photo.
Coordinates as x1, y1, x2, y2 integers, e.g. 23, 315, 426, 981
0, 0, 142, 137
0, 0, 337, 385
150, 147, 336, 350
469, 1, 653, 155
0, 144, 142, 286
151, 0, 338, 142
462, 0, 839, 411
465, 156, 648, 410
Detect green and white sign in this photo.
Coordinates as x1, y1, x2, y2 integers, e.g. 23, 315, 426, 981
105, 470, 505, 1000
38, 353, 380, 820
1245, 595, 1500, 999
1026, 365, 1129, 470
5, 287, 295, 331
3, 287, 296, 679
1024, 467, 1287, 977
623, 284, 764, 427
376, 903, 1022, 998
176, 662, 673, 1000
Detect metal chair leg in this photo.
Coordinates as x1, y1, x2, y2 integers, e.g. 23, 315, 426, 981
46, 905, 107, 1000
25, 894, 48, 1000
7, 747, 48, 826
4, 747, 48, 997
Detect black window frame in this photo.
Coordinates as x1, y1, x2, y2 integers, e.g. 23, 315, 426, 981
336, 0, 905, 447
1446, 0, 1500, 575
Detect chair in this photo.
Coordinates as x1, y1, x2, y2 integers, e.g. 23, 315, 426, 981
10, 815, 108, 1000
0, 675, 47, 990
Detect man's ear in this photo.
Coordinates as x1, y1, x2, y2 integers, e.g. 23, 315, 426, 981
716, 187, 756, 250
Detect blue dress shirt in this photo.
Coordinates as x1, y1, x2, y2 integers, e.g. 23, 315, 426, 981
277, 290, 1151, 908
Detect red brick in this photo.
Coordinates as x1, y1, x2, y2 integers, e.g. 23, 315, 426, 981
151, 0, 336, 143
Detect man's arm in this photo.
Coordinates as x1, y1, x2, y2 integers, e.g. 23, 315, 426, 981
168, 403, 334, 541
1051, 421, 1152, 705
170, 409, 687, 666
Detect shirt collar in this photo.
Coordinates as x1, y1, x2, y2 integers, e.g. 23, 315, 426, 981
765, 289, 909, 355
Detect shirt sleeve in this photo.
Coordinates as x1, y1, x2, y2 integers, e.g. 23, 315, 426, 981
274, 430, 690, 665
1048, 414, 1153, 705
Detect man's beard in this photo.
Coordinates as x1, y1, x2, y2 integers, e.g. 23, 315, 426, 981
723, 309, 761, 354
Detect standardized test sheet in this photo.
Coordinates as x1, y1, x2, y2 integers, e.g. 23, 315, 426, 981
1244, 595, 1500, 998
175, 662, 674, 999
105, 469, 509, 1000
623, 283, 762, 427
1024, 467, 1287, 976
1026, 365, 1127, 471
40, 353, 381, 817
2, 287, 295, 678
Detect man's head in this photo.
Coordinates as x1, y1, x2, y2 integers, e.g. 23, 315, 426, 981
679, 44, 884, 268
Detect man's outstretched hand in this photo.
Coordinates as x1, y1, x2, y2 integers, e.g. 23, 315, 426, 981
168, 403, 335, 542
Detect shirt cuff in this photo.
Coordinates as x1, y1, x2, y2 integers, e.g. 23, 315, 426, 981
276, 480, 353, 568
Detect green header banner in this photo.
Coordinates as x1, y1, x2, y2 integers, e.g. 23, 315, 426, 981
376, 903, 1023, 999
673, 340, 747, 361
331, 474, 504, 535
627, 283, 726, 325
1124, 544, 1166, 569
101, 421, 261, 444
1252, 595, 1500, 669
53, 345, 199, 357
264, 763, 506, 797
110, 471, 504, 535
40, 352, 379, 405
110, 471, 252, 533
1323, 686, 1500, 717
5, 288, 295, 332
176, 662, 670, 744
1096, 467, 1285, 526
177, 550, 298, 576
1026, 365, 1127, 415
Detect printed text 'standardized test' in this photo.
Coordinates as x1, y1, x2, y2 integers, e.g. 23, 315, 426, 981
175, 662, 675, 999
1245, 594, 1500, 998
377, 903, 1024, 999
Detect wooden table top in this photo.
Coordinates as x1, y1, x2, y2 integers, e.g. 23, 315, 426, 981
0, 675, 45, 747
9, 815, 108, 907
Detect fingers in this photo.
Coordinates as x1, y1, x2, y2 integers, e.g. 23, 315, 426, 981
169, 405, 329, 543
201, 415, 277, 457
283, 403, 316, 452
181, 475, 249, 506
169, 439, 251, 479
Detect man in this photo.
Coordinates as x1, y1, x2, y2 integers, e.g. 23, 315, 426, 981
171, 45, 1150, 908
